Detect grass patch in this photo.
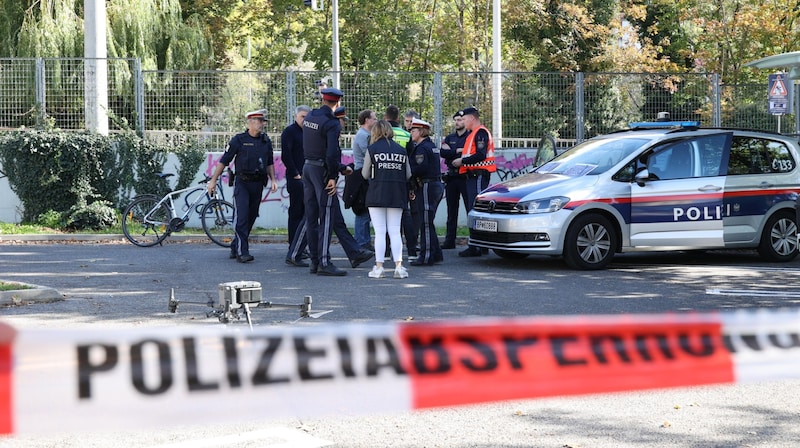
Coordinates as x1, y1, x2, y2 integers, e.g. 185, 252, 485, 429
0, 281, 33, 291
0, 222, 60, 234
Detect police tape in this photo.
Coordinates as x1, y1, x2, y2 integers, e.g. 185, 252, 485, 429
2, 309, 800, 435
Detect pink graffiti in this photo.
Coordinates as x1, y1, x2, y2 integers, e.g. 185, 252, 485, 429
495, 152, 535, 172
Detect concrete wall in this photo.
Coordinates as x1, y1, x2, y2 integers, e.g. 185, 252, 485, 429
0, 149, 539, 228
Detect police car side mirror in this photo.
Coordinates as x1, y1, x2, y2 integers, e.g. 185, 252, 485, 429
634, 169, 651, 187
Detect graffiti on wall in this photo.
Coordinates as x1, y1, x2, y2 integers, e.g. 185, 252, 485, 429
204, 152, 354, 217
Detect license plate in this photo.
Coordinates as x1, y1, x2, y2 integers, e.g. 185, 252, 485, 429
474, 219, 497, 232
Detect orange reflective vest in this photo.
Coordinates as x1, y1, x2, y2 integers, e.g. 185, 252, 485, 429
459, 125, 496, 174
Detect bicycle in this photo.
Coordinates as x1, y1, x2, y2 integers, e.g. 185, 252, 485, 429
121, 173, 235, 248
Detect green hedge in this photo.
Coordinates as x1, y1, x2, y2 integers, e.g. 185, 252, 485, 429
0, 130, 204, 229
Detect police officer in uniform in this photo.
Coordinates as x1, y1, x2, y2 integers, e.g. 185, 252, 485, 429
439, 109, 470, 249
208, 109, 278, 262
302, 87, 374, 276
452, 106, 495, 257
408, 118, 444, 266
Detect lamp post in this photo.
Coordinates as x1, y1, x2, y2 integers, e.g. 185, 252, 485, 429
491, 0, 502, 148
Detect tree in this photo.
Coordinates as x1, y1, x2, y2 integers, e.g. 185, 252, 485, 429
1, 0, 214, 70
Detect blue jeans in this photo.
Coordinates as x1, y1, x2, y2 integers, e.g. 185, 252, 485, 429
354, 211, 372, 248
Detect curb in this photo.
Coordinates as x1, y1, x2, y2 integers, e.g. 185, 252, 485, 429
0, 234, 289, 243
0, 281, 63, 306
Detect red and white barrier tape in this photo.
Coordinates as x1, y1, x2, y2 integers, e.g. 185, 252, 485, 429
1, 309, 799, 435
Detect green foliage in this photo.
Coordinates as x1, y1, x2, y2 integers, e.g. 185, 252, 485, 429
36, 210, 64, 229
65, 200, 118, 231
0, 130, 194, 230
174, 143, 207, 190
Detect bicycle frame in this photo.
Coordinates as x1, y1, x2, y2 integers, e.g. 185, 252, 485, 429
144, 184, 220, 231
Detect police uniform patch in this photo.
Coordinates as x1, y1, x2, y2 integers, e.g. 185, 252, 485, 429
416, 154, 425, 165
476, 139, 486, 151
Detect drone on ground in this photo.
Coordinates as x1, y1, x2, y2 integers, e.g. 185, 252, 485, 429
168, 281, 332, 329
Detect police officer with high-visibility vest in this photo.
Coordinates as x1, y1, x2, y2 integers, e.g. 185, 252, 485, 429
452, 106, 495, 257
207, 109, 278, 263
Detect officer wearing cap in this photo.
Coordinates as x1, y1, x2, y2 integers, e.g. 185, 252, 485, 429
301, 87, 374, 276
208, 109, 278, 263
408, 118, 444, 266
439, 109, 470, 249
452, 106, 495, 257
334, 106, 349, 123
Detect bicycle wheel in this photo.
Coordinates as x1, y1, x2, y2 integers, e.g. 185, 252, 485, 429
201, 199, 235, 247
122, 196, 172, 247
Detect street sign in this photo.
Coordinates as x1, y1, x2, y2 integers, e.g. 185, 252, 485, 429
768, 73, 793, 115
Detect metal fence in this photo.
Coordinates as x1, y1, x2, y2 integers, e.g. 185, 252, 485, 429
2, 57, 797, 149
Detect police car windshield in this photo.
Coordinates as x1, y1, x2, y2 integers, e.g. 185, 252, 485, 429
536, 137, 649, 176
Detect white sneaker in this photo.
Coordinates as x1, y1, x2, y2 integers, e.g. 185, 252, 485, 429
393, 266, 408, 279
368, 266, 385, 278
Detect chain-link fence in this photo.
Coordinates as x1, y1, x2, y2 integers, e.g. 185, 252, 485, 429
2, 57, 797, 148
0, 58, 140, 130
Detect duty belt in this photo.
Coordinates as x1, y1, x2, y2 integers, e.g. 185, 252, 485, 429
466, 170, 489, 178
237, 173, 264, 182
305, 159, 325, 167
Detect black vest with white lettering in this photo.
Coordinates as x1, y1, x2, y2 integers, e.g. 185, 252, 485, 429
365, 138, 409, 209
302, 106, 337, 161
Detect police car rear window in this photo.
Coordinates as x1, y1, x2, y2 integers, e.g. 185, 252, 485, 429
728, 137, 795, 175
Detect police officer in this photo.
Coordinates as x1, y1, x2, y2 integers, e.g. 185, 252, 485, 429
452, 106, 495, 257
439, 109, 470, 249
208, 109, 278, 263
408, 118, 444, 266
302, 87, 374, 276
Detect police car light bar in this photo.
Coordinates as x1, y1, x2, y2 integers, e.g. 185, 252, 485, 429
628, 121, 701, 129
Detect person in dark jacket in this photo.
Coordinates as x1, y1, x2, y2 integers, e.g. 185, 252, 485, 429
280, 105, 311, 246
207, 109, 278, 263
361, 120, 412, 279
439, 109, 470, 249
407, 118, 444, 266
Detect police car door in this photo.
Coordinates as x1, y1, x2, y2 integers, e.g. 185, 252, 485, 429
629, 134, 729, 248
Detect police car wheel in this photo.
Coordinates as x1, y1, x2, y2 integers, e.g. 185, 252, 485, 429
563, 213, 617, 270
493, 249, 529, 260
757, 210, 799, 262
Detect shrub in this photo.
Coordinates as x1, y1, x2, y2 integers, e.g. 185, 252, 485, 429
0, 129, 203, 230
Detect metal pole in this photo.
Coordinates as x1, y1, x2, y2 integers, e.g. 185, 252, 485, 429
84, 0, 109, 135
491, 0, 502, 148
332, 0, 340, 89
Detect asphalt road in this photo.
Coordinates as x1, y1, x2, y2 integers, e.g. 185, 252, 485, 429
2, 238, 800, 447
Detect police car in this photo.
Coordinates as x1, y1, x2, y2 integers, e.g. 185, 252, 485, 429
467, 122, 800, 269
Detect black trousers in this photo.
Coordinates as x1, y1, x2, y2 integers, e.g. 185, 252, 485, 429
443, 174, 467, 245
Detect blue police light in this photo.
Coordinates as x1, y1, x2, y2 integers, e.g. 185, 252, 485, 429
628, 121, 701, 129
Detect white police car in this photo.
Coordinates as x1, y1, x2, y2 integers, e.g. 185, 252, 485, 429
467, 122, 800, 269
